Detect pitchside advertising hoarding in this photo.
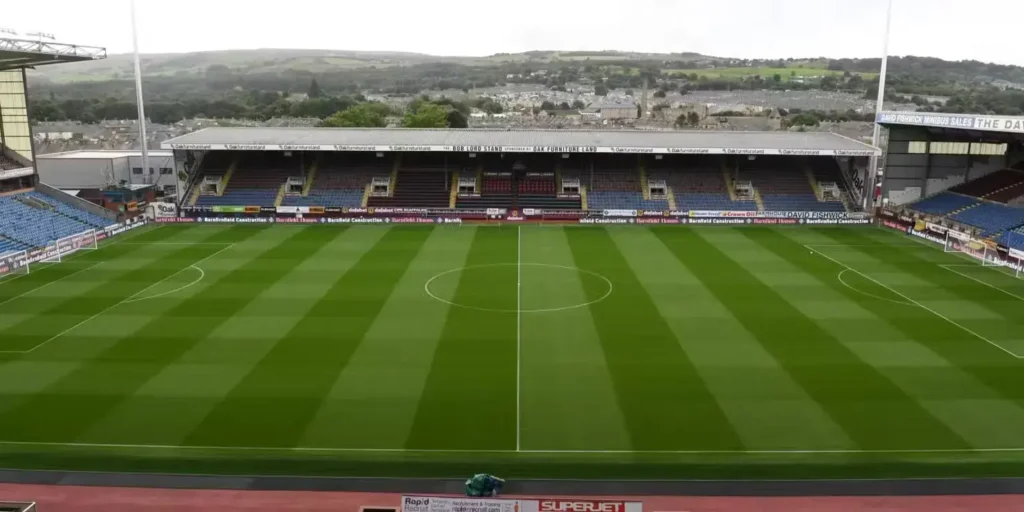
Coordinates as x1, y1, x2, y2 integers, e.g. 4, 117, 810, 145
401, 496, 641, 512
878, 209, 1023, 271
0, 218, 147, 277
170, 206, 871, 225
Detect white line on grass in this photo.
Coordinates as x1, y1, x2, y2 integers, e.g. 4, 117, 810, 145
0, 262, 103, 309
11, 243, 234, 355
516, 224, 522, 452
2, 439, 1024, 456
806, 244, 1023, 359
122, 265, 206, 304
940, 264, 1024, 302
0, 225, 160, 287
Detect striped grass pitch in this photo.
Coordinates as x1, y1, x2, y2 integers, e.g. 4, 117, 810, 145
0, 223, 1023, 479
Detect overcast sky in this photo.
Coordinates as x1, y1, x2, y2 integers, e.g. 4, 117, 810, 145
4, 0, 1023, 65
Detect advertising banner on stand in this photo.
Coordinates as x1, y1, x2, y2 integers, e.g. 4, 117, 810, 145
401, 497, 642, 512
150, 202, 178, 219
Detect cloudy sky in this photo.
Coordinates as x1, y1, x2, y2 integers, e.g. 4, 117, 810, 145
4, 0, 1023, 65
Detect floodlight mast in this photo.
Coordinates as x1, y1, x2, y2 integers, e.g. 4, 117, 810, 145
865, 0, 893, 211
130, 0, 150, 185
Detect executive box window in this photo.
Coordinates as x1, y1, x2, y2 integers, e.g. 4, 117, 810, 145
159, 167, 172, 175
132, 167, 143, 175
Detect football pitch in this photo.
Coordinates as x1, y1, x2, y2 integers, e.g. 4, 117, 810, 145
1, 223, 1024, 479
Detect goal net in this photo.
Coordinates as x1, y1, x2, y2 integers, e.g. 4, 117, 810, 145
945, 231, 1023, 279
40, 229, 98, 264
0, 250, 30, 279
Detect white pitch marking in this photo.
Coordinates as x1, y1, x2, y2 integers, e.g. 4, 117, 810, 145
13, 243, 234, 354
835, 268, 916, 307
0, 225, 160, 286
516, 225, 522, 452
423, 263, 613, 313
806, 244, 1023, 359
1, 439, 1024, 456
0, 262, 103, 308
122, 265, 206, 304
940, 264, 1024, 302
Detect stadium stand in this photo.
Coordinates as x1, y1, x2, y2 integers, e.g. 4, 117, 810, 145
0, 153, 20, 170
648, 160, 758, 211
282, 153, 383, 207
583, 158, 669, 211
949, 202, 1024, 237
907, 192, 979, 216
0, 191, 113, 248
368, 169, 451, 208
1003, 228, 1024, 250
950, 169, 1024, 203
196, 153, 297, 207
738, 156, 845, 212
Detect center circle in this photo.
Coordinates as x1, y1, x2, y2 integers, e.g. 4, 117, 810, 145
424, 263, 613, 313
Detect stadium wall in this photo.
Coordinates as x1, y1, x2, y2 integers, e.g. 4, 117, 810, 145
883, 126, 1005, 205
34, 182, 117, 221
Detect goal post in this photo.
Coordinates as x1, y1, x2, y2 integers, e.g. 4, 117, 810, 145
40, 229, 98, 264
945, 230, 1024, 279
0, 249, 30, 279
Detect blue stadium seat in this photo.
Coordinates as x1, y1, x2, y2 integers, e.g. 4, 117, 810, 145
910, 192, 979, 215
674, 192, 759, 211
1003, 230, 1024, 250
282, 190, 364, 208
0, 192, 112, 248
761, 194, 846, 212
951, 203, 1024, 237
196, 190, 279, 206
26, 192, 112, 228
586, 191, 668, 211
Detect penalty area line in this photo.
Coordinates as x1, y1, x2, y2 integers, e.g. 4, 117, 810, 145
5, 243, 235, 355
1, 440, 1024, 456
806, 244, 1024, 359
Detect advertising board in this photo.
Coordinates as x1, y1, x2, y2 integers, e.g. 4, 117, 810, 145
401, 497, 642, 512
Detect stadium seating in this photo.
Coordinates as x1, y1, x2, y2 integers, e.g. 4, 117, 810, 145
737, 159, 845, 212
196, 153, 298, 207
587, 191, 668, 210
368, 169, 451, 208
26, 192, 112, 228
951, 169, 1024, 203
1003, 229, 1024, 250
949, 202, 1024, 237
649, 166, 758, 211
282, 168, 377, 207
0, 153, 20, 170
0, 191, 114, 248
908, 192, 979, 216
0, 235, 30, 255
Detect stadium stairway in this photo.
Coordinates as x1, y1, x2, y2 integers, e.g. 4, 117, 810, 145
722, 164, 738, 201
302, 158, 319, 196
666, 187, 677, 210
449, 171, 459, 209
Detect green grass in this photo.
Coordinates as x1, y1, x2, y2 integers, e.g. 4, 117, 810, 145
662, 66, 879, 81
1, 224, 1024, 479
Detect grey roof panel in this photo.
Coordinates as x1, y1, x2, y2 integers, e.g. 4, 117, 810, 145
161, 127, 879, 154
